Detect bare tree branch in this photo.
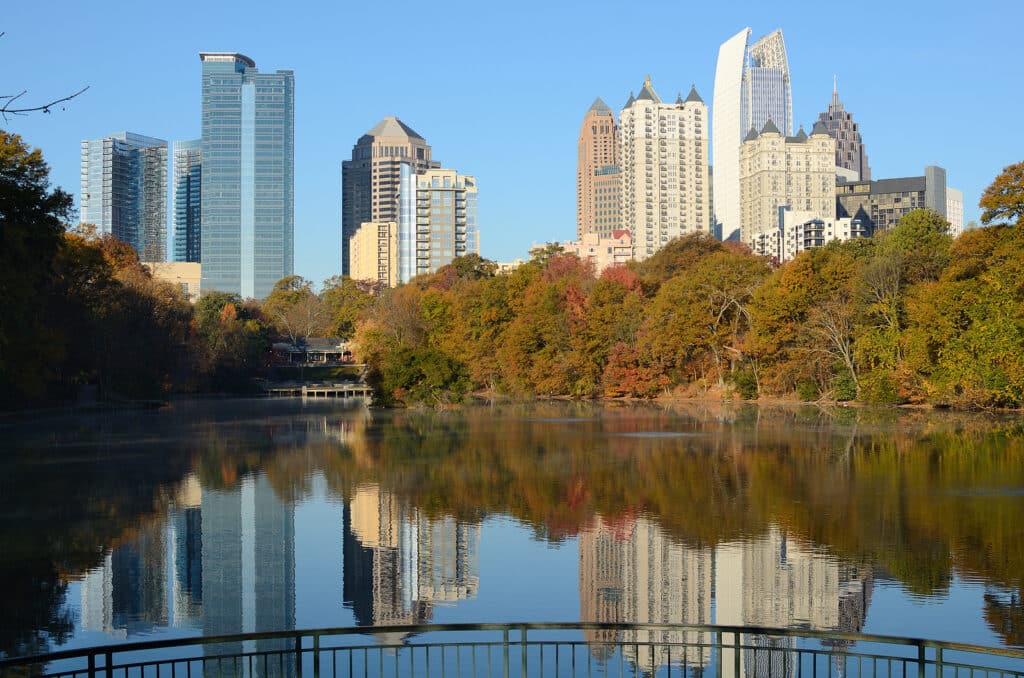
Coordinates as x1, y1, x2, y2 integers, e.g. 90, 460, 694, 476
2, 32, 89, 121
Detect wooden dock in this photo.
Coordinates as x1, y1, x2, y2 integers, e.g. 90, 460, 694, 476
264, 382, 373, 401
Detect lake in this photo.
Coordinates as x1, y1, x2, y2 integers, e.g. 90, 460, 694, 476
1, 399, 1022, 663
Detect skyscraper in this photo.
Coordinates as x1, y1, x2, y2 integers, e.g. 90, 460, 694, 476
341, 117, 436, 276
397, 165, 479, 283
173, 139, 202, 263
80, 132, 167, 260
619, 77, 710, 261
713, 28, 793, 241
817, 80, 871, 181
577, 98, 619, 239
199, 52, 294, 299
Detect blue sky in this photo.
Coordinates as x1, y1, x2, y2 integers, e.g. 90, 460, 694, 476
5, 0, 1021, 288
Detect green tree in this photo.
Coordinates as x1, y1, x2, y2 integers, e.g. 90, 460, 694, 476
0, 131, 73, 405
320, 275, 377, 338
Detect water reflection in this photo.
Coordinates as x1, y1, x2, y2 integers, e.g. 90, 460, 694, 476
1, 400, 1023, 664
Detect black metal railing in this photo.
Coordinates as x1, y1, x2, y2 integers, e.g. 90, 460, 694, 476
2, 622, 1023, 678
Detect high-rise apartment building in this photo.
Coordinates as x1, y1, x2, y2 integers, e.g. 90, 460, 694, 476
740, 120, 835, 259
80, 132, 167, 261
397, 165, 479, 283
577, 98, 620, 239
199, 52, 294, 299
341, 117, 437, 276
173, 139, 202, 263
619, 77, 711, 261
836, 165, 947, 234
713, 28, 792, 241
817, 81, 871, 181
349, 221, 399, 287
780, 210, 868, 264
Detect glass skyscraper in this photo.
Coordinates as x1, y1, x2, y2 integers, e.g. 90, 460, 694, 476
712, 28, 792, 242
200, 53, 294, 299
173, 139, 202, 263
80, 132, 167, 261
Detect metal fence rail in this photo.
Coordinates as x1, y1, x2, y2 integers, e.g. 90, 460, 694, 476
2, 622, 1023, 678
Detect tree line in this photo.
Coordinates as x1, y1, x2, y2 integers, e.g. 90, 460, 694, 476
359, 162, 1024, 409
3, 129, 1023, 409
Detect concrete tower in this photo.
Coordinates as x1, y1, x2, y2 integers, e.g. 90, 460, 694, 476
577, 97, 620, 239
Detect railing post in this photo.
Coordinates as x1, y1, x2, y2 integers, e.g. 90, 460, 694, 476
503, 628, 510, 678
936, 647, 943, 678
88, 652, 96, 678
296, 633, 303, 675
918, 642, 926, 678
105, 650, 113, 678
520, 626, 528, 678
733, 631, 741, 678
314, 632, 321, 678
715, 631, 723, 678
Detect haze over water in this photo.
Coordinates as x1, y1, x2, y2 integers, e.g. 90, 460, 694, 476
2, 399, 1022, 663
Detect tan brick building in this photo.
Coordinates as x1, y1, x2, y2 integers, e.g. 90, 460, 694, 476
349, 221, 399, 287
577, 98, 619, 239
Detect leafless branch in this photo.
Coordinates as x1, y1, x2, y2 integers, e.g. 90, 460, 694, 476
1, 86, 90, 121
2, 32, 89, 121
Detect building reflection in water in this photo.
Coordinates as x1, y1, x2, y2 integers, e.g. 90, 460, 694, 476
342, 483, 480, 640
579, 520, 872, 676
80, 472, 296, 676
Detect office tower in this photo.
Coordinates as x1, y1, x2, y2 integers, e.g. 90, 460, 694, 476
713, 28, 793, 241
946, 187, 964, 237
836, 165, 947, 234
341, 117, 436, 276
619, 77, 710, 261
397, 165, 479, 283
817, 80, 871, 181
199, 52, 294, 300
739, 120, 836, 259
577, 98, 620, 239
80, 132, 167, 260
350, 221, 399, 287
173, 139, 202, 263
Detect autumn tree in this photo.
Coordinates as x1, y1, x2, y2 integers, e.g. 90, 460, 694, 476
980, 161, 1024, 226
262, 275, 328, 345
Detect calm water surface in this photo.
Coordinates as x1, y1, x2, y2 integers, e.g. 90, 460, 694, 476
1, 399, 1022, 661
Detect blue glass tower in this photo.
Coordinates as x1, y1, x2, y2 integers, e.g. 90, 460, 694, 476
199, 53, 294, 299
173, 139, 202, 263
80, 132, 167, 261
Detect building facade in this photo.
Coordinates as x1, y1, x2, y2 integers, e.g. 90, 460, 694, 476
342, 117, 437, 276
173, 139, 202, 263
780, 209, 868, 263
143, 262, 202, 303
349, 221, 399, 287
577, 98, 620, 239
565, 229, 633, 274
739, 120, 835, 259
397, 165, 479, 283
619, 77, 711, 261
712, 28, 792, 241
946, 186, 964, 237
80, 132, 167, 261
199, 52, 294, 300
836, 165, 947, 234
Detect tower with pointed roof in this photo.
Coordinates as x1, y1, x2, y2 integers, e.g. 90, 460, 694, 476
817, 80, 871, 181
739, 119, 836, 259
618, 76, 711, 260
577, 97, 620, 239
341, 117, 438, 276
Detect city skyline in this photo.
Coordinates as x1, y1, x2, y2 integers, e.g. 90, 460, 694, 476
5, 0, 1020, 288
